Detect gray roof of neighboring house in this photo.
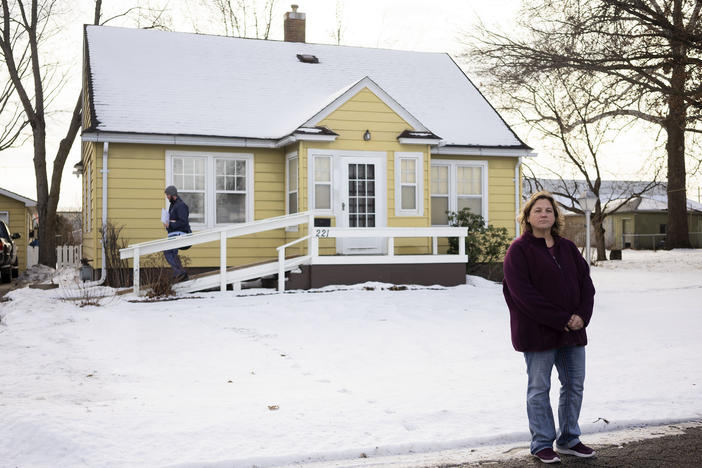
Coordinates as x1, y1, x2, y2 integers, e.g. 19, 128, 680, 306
0, 187, 36, 207
83, 25, 529, 148
524, 179, 702, 213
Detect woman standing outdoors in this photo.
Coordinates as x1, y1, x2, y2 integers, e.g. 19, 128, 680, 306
503, 191, 596, 464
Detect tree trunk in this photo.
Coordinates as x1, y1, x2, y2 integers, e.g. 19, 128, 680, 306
665, 1, 691, 249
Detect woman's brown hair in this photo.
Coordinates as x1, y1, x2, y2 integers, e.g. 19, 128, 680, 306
519, 190, 564, 236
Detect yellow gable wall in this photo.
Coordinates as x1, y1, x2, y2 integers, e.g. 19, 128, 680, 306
0, 194, 31, 271
300, 87, 432, 254
84, 142, 286, 269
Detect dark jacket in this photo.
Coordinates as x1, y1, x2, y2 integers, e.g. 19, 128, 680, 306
503, 231, 595, 352
167, 197, 191, 234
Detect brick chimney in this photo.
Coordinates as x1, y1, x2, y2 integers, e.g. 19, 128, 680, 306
284, 4, 306, 43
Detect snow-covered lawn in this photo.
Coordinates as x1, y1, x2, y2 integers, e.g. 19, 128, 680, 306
1, 250, 701, 467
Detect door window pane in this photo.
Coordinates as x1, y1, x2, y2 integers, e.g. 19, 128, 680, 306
289, 193, 298, 213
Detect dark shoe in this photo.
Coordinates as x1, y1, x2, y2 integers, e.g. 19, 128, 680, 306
533, 448, 561, 464
556, 442, 596, 458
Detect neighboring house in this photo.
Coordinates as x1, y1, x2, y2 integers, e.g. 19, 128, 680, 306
0, 187, 37, 273
525, 179, 702, 249
79, 9, 533, 288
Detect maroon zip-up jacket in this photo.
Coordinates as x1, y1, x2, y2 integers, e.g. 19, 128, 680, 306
503, 231, 595, 352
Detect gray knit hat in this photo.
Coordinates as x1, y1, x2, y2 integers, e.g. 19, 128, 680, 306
164, 185, 178, 196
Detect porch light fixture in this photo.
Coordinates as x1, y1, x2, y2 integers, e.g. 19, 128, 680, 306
577, 188, 598, 265
363, 129, 371, 141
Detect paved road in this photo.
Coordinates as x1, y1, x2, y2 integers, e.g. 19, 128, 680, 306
445, 425, 702, 467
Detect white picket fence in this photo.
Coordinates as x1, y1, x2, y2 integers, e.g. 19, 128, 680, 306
56, 245, 82, 268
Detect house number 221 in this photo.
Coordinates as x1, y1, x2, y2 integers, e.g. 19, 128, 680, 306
314, 228, 329, 238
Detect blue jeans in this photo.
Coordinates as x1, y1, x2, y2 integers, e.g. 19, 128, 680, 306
163, 248, 185, 276
524, 346, 586, 454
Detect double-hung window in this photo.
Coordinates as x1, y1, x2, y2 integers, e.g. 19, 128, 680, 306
431, 159, 488, 225
286, 153, 298, 214
394, 152, 423, 216
313, 155, 332, 210
167, 151, 253, 228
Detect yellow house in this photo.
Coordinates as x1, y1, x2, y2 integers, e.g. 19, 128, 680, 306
80, 19, 533, 290
0, 187, 37, 274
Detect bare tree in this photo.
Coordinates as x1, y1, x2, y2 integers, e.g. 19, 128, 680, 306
509, 69, 661, 260
469, 0, 702, 249
199, 0, 278, 39
0, 0, 168, 267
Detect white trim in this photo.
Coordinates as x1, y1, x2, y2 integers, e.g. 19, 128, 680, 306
166, 150, 255, 229
285, 151, 299, 232
310, 254, 468, 265
0, 211, 8, 225
431, 159, 489, 225
0, 188, 35, 207
82, 130, 336, 148
302, 76, 431, 132
432, 146, 536, 157
394, 152, 424, 217
398, 138, 441, 145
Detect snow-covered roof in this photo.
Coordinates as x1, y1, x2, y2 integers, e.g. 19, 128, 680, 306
0, 187, 36, 207
84, 26, 528, 148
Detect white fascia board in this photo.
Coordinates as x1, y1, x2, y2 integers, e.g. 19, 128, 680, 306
303, 76, 431, 132
432, 146, 537, 157
0, 188, 36, 207
81, 131, 336, 148
399, 138, 442, 145
82, 131, 279, 148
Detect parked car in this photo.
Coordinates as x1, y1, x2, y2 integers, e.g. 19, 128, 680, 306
0, 220, 20, 283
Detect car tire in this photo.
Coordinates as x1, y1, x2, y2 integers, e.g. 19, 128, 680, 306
12, 259, 19, 278
0, 267, 11, 283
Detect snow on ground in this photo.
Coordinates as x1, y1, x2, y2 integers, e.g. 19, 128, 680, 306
0, 250, 701, 468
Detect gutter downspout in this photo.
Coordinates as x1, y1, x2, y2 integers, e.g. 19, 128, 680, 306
99, 141, 108, 283
514, 156, 522, 238
83, 141, 108, 286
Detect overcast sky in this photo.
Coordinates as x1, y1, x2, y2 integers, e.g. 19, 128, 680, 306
0, 0, 698, 210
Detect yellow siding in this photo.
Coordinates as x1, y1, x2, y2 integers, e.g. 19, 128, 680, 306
88, 143, 286, 269
82, 141, 99, 266
0, 194, 30, 271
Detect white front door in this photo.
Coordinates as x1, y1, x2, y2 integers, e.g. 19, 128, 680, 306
336, 156, 386, 254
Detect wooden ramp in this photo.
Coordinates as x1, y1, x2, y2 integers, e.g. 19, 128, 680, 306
173, 255, 310, 293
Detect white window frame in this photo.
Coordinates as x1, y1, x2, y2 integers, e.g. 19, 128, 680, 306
394, 151, 423, 216
0, 211, 8, 225
285, 151, 299, 232
310, 154, 333, 213
166, 150, 254, 229
430, 159, 488, 225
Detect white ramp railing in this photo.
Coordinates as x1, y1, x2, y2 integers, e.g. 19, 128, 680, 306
120, 211, 315, 295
